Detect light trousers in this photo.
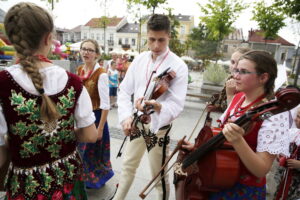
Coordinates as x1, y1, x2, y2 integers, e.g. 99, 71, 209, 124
113, 124, 171, 200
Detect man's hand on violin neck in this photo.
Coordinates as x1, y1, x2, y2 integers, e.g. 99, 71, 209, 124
144, 100, 162, 113
122, 117, 133, 136
135, 97, 162, 113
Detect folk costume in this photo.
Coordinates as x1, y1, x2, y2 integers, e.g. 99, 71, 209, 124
0, 65, 96, 200
114, 48, 188, 200
77, 63, 114, 189
210, 92, 290, 200
274, 128, 300, 200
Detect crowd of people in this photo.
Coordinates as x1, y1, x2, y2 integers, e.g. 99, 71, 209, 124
0, 2, 299, 200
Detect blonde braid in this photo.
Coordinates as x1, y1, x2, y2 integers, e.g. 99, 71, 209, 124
4, 2, 61, 122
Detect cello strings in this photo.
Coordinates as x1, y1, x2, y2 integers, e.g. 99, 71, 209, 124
187, 106, 208, 141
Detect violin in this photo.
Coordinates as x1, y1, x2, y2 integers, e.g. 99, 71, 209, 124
138, 67, 176, 124
116, 68, 176, 158
173, 86, 300, 200
275, 138, 300, 200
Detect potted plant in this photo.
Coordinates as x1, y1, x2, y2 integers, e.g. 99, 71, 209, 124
201, 63, 228, 94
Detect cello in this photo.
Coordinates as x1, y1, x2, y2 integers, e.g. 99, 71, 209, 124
138, 86, 300, 199
275, 135, 300, 200
173, 86, 300, 200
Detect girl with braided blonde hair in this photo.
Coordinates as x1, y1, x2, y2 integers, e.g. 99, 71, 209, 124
0, 2, 98, 199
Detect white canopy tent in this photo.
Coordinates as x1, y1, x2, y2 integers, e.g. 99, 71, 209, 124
59, 44, 67, 52
274, 62, 289, 91
69, 42, 81, 51
181, 56, 195, 62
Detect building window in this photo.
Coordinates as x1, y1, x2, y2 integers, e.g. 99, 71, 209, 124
84, 33, 87, 40
223, 45, 228, 53
132, 39, 136, 46
110, 34, 114, 41
119, 38, 122, 45
125, 38, 129, 45
180, 25, 185, 35
91, 33, 94, 39
281, 52, 286, 63
96, 33, 100, 41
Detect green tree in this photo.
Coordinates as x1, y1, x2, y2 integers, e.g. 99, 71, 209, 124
166, 8, 185, 57
188, 23, 218, 63
98, 16, 110, 54
252, 1, 285, 40
274, 0, 300, 21
272, 0, 300, 82
126, 2, 146, 52
198, 0, 246, 55
126, 0, 168, 14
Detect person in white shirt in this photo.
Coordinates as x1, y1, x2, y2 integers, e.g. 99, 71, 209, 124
108, 61, 119, 108
113, 14, 188, 200
274, 106, 300, 200
0, 2, 97, 199
76, 39, 114, 189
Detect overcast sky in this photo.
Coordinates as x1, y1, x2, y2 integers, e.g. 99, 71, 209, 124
1, 0, 299, 45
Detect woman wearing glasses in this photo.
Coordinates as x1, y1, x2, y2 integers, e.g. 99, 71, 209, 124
76, 39, 114, 189
225, 47, 251, 105
183, 50, 290, 199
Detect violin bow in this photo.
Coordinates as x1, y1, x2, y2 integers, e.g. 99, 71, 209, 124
138, 104, 210, 198
139, 135, 186, 199
116, 70, 159, 159
138, 100, 214, 198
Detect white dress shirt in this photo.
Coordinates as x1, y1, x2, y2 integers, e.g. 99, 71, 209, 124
91, 63, 110, 110
117, 48, 188, 133
0, 64, 96, 146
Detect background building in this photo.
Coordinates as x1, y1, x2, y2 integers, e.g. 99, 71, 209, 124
81, 17, 125, 53
248, 29, 295, 68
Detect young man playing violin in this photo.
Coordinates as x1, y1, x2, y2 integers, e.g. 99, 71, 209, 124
113, 14, 188, 200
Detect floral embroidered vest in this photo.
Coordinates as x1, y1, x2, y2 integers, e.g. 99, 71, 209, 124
0, 70, 83, 199
77, 65, 106, 110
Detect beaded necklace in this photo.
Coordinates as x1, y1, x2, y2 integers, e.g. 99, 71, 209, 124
222, 93, 266, 126
79, 64, 95, 81
232, 93, 266, 118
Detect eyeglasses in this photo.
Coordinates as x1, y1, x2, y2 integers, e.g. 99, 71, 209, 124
80, 48, 96, 53
232, 68, 260, 75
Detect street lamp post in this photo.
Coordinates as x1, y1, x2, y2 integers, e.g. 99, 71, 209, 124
293, 56, 300, 86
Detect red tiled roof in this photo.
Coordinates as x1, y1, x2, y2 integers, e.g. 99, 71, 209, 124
85, 17, 123, 28
248, 29, 295, 46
